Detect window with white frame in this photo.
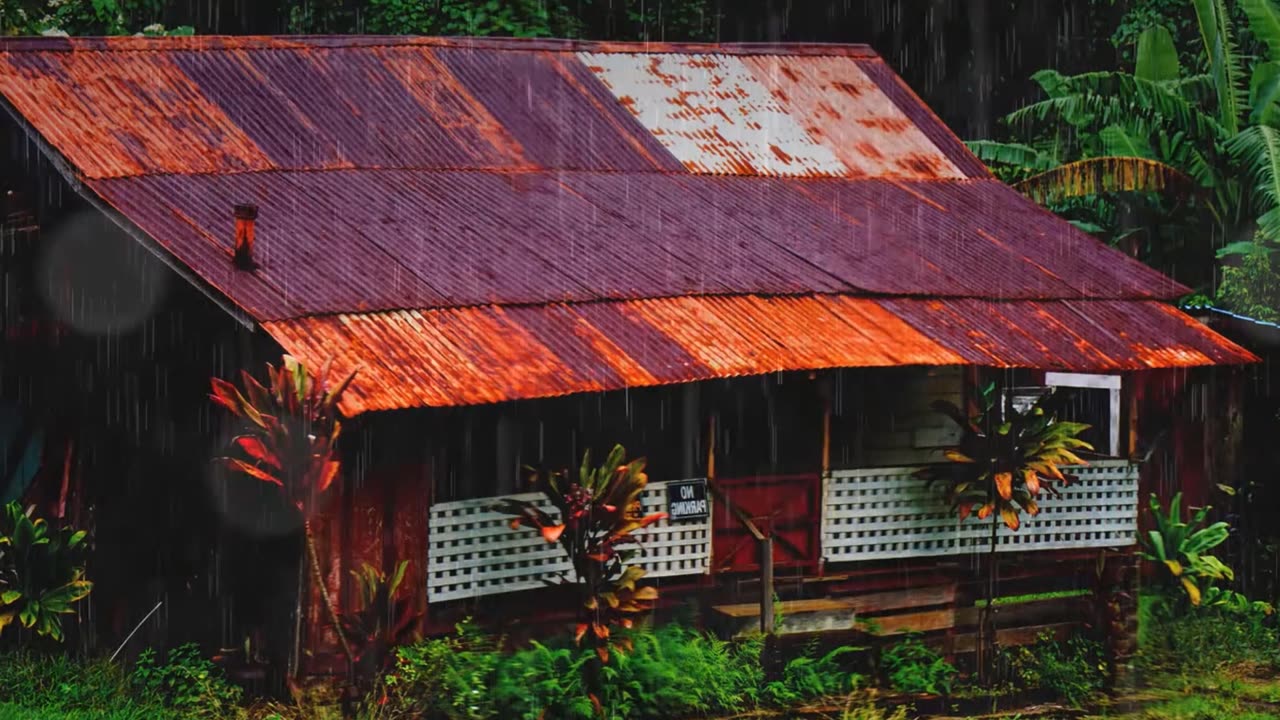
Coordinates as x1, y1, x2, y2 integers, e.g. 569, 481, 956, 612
1043, 372, 1122, 458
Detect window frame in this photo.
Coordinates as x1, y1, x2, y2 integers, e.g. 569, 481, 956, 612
1043, 372, 1122, 457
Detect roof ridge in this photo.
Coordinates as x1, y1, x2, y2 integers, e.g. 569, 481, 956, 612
85, 165, 1005, 182
0, 35, 882, 57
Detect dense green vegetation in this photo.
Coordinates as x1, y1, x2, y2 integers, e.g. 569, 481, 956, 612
0, 0, 717, 41
975, 0, 1280, 318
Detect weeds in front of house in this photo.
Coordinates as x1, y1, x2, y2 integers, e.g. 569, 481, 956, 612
380, 619, 863, 719
878, 633, 957, 696
0, 645, 245, 720
996, 633, 1107, 706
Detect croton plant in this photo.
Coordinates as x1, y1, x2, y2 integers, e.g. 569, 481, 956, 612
921, 382, 1095, 532
493, 444, 666, 662
211, 355, 357, 669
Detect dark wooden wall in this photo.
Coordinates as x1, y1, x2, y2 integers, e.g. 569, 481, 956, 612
0, 111, 302, 684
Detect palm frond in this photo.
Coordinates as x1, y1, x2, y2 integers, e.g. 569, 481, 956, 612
964, 140, 1058, 172
1243, 0, 1280, 61
1193, 0, 1246, 133
1014, 157, 1198, 206
1226, 124, 1280, 239
1100, 124, 1155, 158
1007, 72, 1227, 146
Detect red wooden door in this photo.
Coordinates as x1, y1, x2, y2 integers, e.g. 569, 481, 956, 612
712, 474, 821, 573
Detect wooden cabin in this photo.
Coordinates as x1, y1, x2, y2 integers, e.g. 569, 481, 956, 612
0, 35, 1256, 682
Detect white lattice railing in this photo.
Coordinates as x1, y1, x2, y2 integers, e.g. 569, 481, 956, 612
821, 460, 1139, 564
427, 480, 712, 603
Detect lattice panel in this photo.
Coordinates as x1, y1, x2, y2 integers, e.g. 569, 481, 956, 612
428, 480, 712, 603
821, 460, 1138, 564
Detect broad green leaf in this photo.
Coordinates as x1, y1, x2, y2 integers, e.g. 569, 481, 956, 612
1136, 25, 1181, 82
1192, 0, 1245, 133
1223, 124, 1280, 240
1243, 0, 1280, 61
1249, 61, 1280, 125
1099, 125, 1155, 158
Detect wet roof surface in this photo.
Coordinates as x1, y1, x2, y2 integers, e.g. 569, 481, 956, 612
0, 36, 1249, 410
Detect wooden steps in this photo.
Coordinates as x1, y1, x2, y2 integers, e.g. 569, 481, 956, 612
709, 584, 958, 638
708, 580, 1093, 657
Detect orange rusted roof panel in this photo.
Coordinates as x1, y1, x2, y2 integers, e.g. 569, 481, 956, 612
262, 296, 1255, 415
261, 295, 964, 415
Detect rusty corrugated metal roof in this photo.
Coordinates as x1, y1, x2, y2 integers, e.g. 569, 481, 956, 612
84, 172, 1184, 319
0, 36, 1251, 414
262, 296, 1257, 415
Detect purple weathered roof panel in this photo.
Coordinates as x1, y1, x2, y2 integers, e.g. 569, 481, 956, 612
436, 48, 685, 173
87, 171, 1192, 319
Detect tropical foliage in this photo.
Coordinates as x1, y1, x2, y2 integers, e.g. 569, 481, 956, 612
493, 444, 666, 663
1140, 491, 1273, 614
973, 0, 1280, 306
288, 0, 718, 39
920, 382, 1094, 533
0, 0, 194, 35
382, 620, 863, 720
211, 355, 357, 669
0, 501, 91, 642
339, 560, 422, 695
920, 381, 1093, 682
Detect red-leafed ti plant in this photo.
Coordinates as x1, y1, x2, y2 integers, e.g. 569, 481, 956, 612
493, 444, 666, 663
918, 380, 1093, 682
211, 355, 357, 673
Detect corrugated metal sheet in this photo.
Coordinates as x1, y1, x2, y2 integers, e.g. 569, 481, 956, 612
261, 295, 966, 414
578, 52, 851, 176
739, 55, 964, 179
854, 57, 991, 179
262, 296, 1256, 415
87, 172, 1183, 320
881, 298, 1257, 370
0, 36, 1251, 415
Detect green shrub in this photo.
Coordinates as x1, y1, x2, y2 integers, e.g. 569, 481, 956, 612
594, 624, 765, 718
879, 634, 956, 696
490, 641, 596, 720
131, 644, 244, 719
387, 622, 749, 720
1000, 633, 1107, 705
386, 620, 863, 719
0, 652, 171, 719
763, 644, 863, 706
384, 619, 501, 719
1140, 594, 1280, 676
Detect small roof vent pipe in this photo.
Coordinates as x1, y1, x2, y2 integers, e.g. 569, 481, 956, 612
233, 203, 258, 270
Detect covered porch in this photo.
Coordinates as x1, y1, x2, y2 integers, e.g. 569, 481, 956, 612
334, 364, 1148, 659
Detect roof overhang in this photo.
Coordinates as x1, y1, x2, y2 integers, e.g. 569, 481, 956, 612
262, 295, 1259, 416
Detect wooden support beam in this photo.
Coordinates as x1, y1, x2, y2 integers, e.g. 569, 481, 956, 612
761, 536, 775, 635
706, 414, 716, 482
